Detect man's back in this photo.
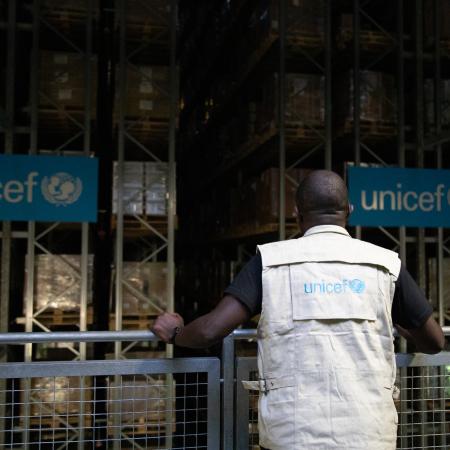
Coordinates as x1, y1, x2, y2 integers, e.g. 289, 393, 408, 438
254, 226, 400, 450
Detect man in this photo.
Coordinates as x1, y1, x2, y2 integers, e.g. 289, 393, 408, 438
152, 170, 445, 450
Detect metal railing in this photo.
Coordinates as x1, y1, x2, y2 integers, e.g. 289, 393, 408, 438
223, 329, 450, 450
0, 329, 449, 450
0, 331, 220, 450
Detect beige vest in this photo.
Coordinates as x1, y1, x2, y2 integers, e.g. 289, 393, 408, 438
244, 225, 401, 450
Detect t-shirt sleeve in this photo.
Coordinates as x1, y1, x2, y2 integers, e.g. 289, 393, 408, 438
223, 253, 263, 316
392, 265, 433, 329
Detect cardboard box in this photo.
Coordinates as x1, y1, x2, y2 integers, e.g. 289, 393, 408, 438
117, 65, 170, 120
145, 162, 168, 216
112, 162, 145, 215
337, 71, 397, 124
107, 377, 173, 425
39, 51, 97, 113
255, 73, 324, 133
28, 254, 93, 312
27, 376, 91, 419
256, 168, 311, 224
424, 79, 450, 129
121, 262, 167, 316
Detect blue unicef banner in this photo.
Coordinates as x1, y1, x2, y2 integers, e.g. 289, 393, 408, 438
0, 155, 98, 222
348, 166, 450, 228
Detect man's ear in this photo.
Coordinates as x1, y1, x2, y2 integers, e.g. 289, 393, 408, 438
347, 203, 354, 217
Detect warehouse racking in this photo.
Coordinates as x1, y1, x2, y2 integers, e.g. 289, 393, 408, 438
177, 2, 449, 445
177, 0, 449, 333
0, 0, 177, 448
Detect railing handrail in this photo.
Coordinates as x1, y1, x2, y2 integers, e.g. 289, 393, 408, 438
0, 326, 448, 345
0, 330, 158, 344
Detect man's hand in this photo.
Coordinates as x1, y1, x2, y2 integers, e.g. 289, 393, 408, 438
152, 312, 184, 343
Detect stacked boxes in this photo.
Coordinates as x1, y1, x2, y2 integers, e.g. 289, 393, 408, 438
254, 73, 325, 134
428, 258, 450, 312
113, 162, 167, 216
125, 0, 170, 43
120, 65, 170, 120
107, 376, 174, 435
229, 168, 310, 231
113, 162, 144, 215
145, 162, 168, 216
247, 0, 324, 45
122, 262, 167, 316
39, 51, 96, 113
27, 377, 91, 425
29, 254, 93, 312
424, 79, 450, 129
336, 71, 397, 125
256, 168, 311, 224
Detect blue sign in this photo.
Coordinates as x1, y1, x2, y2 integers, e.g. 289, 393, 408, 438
348, 167, 450, 228
0, 155, 98, 222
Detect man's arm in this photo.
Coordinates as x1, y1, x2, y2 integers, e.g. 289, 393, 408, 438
152, 294, 250, 348
396, 316, 445, 354
392, 265, 445, 354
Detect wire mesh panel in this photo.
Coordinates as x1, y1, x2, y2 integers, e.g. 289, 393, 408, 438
235, 353, 450, 450
0, 358, 220, 450
396, 354, 450, 450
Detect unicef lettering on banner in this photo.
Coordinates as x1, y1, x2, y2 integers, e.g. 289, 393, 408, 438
0, 155, 98, 222
348, 166, 450, 227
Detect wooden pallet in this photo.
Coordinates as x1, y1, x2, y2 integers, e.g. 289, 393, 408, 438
339, 119, 397, 138
111, 215, 172, 238
26, 414, 92, 428
109, 314, 158, 331
337, 28, 394, 52
288, 31, 324, 51
113, 418, 176, 437
285, 123, 325, 144
16, 306, 94, 326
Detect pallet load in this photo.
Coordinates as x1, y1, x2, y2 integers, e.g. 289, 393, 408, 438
228, 168, 311, 236
117, 262, 168, 328
247, 0, 324, 52
24, 377, 91, 429
125, 0, 170, 45
336, 14, 393, 52
41, 0, 98, 40
424, 79, 450, 130
25, 254, 93, 324
39, 51, 97, 115
145, 162, 168, 216
253, 73, 324, 143
112, 161, 168, 217
107, 376, 175, 437
428, 258, 450, 316
119, 65, 170, 121
336, 70, 397, 137
112, 162, 145, 216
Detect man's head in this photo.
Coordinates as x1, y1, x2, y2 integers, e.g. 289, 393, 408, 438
295, 170, 351, 234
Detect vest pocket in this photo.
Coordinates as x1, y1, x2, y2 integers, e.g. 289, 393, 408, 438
289, 263, 379, 321
260, 387, 295, 448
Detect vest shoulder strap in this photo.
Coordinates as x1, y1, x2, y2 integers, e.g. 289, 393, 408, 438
258, 234, 401, 278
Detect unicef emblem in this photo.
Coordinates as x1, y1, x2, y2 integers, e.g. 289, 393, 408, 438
349, 279, 366, 294
41, 172, 83, 206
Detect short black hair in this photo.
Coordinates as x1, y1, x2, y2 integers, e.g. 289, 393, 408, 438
296, 170, 348, 215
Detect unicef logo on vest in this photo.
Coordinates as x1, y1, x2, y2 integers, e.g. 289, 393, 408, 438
41, 172, 83, 207
349, 279, 365, 293
304, 279, 366, 295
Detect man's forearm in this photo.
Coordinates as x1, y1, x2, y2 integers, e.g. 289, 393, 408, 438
174, 314, 224, 348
